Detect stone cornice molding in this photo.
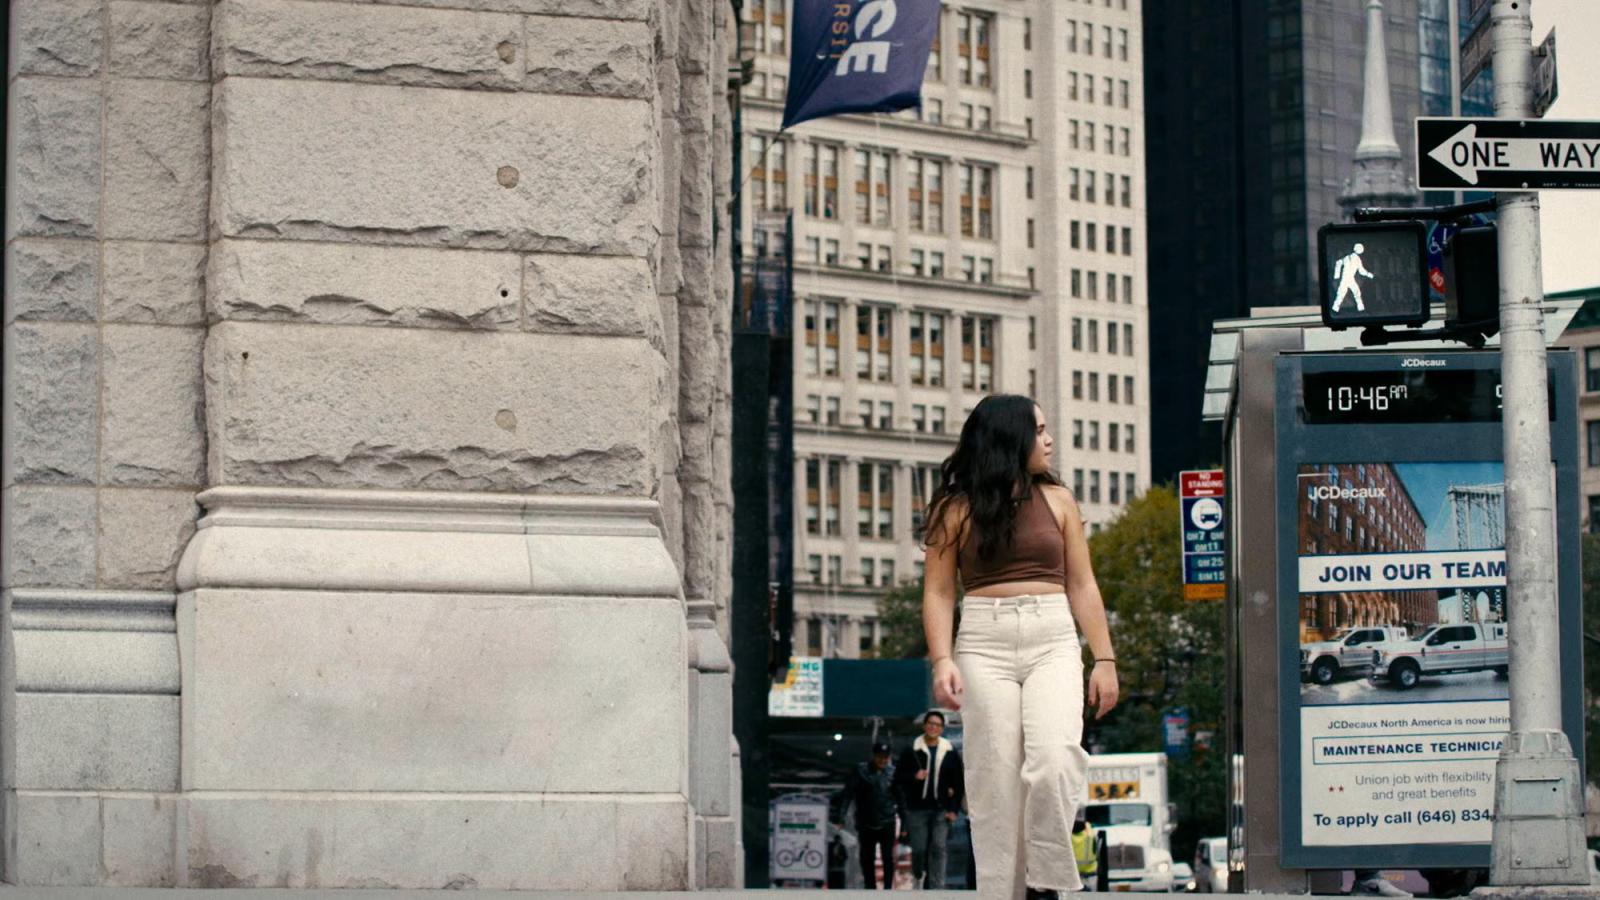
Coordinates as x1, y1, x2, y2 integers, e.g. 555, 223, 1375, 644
176, 486, 683, 597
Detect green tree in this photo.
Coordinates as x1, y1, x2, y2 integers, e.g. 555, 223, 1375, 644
877, 577, 930, 659
1086, 485, 1227, 858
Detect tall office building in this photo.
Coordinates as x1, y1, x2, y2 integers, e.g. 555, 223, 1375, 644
1145, 0, 1498, 485
739, 0, 1149, 659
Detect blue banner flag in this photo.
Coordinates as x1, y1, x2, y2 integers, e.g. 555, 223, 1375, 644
781, 0, 941, 130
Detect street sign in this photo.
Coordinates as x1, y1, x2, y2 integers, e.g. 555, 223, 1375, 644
1417, 118, 1600, 191
1180, 469, 1225, 601
1317, 222, 1430, 329
1163, 708, 1191, 759
768, 656, 824, 717
1533, 29, 1558, 118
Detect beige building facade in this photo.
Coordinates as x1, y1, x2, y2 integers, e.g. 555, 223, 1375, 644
740, 0, 1149, 658
4, 0, 739, 887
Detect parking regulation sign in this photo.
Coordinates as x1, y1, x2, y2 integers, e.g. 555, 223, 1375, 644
1180, 469, 1226, 600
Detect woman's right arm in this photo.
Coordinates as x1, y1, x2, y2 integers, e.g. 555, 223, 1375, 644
923, 503, 964, 709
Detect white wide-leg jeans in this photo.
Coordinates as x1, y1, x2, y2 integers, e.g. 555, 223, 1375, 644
955, 593, 1089, 899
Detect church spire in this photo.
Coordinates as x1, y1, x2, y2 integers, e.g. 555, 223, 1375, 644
1340, 0, 1416, 215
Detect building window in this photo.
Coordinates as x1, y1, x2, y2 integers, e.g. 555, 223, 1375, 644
959, 316, 996, 390
1122, 274, 1133, 303
1117, 27, 1129, 60
807, 557, 822, 588
1086, 223, 1097, 252
1123, 323, 1133, 355
1071, 269, 1082, 298
912, 404, 927, 433
859, 619, 877, 658
1103, 75, 1113, 106
1070, 221, 1081, 250
1024, 16, 1032, 50
1109, 470, 1121, 505
909, 311, 947, 386
1106, 225, 1116, 255
1121, 175, 1132, 207
853, 148, 892, 227
926, 14, 942, 80
1588, 421, 1600, 467
1067, 20, 1077, 53
1125, 472, 1135, 500
931, 405, 946, 433
1087, 272, 1099, 301
1119, 79, 1130, 108
1102, 24, 1112, 57
1120, 127, 1131, 156
1070, 168, 1081, 201
1590, 496, 1600, 534
979, 258, 993, 284
1089, 421, 1100, 451
1586, 347, 1600, 392
804, 142, 840, 220
1073, 370, 1084, 400
747, 134, 787, 212
881, 559, 895, 587
1108, 374, 1120, 403
858, 399, 874, 429
861, 558, 876, 587
1086, 171, 1096, 203
827, 554, 842, 585
1107, 320, 1119, 354
804, 298, 842, 377
1071, 317, 1083, 351
826, 396, 840, 425
1124, 375, 1134, 403
1073, 420, 1084, 449
805, 459, 820, 534
1027, 218, 1035, 248
1089, 372, 1100, 401
1125, 424, 1135, 453
1106, 273, 1117, 303
955, 11, 991, 87
826, 459, 842, 535
1090, 470, 1101, 503
908, 157, 945, 233
958, 163, 995, 239
1024, 69, 1033, 98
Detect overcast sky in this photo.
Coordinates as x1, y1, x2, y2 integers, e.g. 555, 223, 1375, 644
1530, 2, 1600, 293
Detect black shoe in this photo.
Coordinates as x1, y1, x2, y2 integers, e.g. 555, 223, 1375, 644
1025, 889, 1060, 900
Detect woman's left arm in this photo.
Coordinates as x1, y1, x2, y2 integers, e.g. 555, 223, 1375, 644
1057, 487, 1119, 718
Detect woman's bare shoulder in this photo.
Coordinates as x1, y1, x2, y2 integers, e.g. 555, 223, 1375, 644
1039, 483, 1080, 525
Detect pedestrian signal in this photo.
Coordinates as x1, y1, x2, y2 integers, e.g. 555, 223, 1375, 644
1443, 224, 1500, 339
1317, 222, 1430, 330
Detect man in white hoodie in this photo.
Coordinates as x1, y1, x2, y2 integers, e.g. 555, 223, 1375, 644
895, 710, 965, 889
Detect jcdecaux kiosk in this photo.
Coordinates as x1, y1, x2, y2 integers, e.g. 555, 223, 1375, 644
1210, 306, 1586, 894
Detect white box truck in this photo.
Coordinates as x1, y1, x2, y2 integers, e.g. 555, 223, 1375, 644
1085, 752, 1177, 892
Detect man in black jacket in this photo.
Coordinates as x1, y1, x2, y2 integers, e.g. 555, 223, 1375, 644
895, 710, 965, 889
833, 739, 900, 889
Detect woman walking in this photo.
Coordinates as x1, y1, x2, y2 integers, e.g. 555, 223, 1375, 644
919, 395, 1119, 900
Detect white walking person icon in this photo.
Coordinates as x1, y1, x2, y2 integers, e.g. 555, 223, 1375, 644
1332, 243, 1374, 312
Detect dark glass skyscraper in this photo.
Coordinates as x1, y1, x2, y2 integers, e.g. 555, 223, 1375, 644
1144, 0, 1488, 485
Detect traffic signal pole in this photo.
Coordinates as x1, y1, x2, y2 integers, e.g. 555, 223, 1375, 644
1480, 0, 1593, 893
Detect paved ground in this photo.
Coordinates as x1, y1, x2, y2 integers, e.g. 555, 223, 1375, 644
0, 883, 1350, 890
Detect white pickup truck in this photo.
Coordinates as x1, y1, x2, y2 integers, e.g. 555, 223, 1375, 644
1369, 622, 1509, 689
1300, 626, 1411, 685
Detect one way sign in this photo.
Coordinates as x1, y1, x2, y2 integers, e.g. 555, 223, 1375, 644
1417, 118, 1600, 191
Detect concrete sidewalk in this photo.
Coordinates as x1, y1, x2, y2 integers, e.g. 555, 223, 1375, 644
0, 883, 1350, 890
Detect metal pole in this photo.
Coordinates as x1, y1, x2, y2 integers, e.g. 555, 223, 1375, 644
1483, 0, 1591, 889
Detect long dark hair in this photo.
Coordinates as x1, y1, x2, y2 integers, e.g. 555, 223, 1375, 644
919, 394, 1062, 561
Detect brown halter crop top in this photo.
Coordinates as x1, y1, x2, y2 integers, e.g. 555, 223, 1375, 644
957, 484, 1067, 591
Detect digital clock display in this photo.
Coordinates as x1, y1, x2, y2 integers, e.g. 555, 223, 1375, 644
1301, 369, 1555, 424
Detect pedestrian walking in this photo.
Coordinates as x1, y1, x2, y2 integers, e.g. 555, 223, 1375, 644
918, 394, 1120, 900
832, 739, 902, 890
894, 709, 965, 888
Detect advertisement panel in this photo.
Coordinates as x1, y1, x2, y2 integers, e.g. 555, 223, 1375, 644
1273, 351, 1582, 870
1295, 461, 1508, 847
770, 794, 830, 883
768, 656, 824, 717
